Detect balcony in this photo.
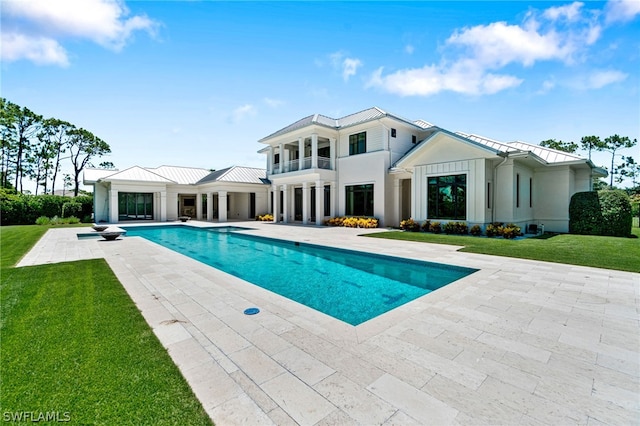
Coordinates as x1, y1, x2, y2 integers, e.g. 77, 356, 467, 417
271, 156, 332, 175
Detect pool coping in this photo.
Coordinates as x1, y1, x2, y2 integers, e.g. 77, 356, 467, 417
17, 221, 640, 425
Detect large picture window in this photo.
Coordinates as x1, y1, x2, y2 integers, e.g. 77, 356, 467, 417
118, 192, 153, 220
428, 175, 466, 220
345, 184, 374, 216
349, 132, 366, 155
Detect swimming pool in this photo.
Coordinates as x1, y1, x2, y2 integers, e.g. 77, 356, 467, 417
122, 225, 477, 325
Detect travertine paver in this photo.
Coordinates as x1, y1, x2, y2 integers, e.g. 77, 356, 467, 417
16, 222, 640, 425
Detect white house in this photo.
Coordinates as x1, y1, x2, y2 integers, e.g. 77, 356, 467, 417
84, 107, 605, 232
83, 165, 269, 223
259, 107, 606, 232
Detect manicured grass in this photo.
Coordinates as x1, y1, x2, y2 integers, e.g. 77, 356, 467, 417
0, 226, 212, 425
367, 227, 640, 273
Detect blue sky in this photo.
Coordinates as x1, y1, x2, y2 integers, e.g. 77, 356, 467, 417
2, 0, 639, 191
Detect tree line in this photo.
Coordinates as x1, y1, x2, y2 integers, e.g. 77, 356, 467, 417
539, 135, 638, 189
0, 98, 113, 196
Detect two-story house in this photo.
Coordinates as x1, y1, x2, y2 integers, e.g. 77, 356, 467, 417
258, 107, 606, 232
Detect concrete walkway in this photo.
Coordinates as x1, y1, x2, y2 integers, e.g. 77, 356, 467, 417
18, 222, 639, 425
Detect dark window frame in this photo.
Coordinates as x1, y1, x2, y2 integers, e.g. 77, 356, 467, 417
349, 132, 367, 155
427, 174, 467, 220
345, 184, 374, 216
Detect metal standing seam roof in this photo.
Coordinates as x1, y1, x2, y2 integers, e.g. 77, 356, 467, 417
196, 166, 268, 184
96, 166, 175, 183
259, 107, 433, 142
146, 165, 211, 184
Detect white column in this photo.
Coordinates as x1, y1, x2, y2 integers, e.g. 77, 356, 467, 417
330, 183, 336, 218
160, 191, 167, 221
196, 193, 203, 220
302, 182, 309, 225
271, 185, 279, 222
282, 184, 289, 223
267, 146, 273, 174
393, 178, 402, 225
218, 191, 228, 222
298, 137, 304, 170
207, 192, 213, 221
109, 189, 118, 223
311, 133, 318, 168
278, 143, 284, 173
283, 147, 290, 172
329, 138, 336, 169
315, 180, 324, 225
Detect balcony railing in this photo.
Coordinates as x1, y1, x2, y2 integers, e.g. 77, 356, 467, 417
271, 156, 332, 174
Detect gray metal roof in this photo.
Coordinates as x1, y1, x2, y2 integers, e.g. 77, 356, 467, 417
196, 166, 268, 185
259, 107, 432, 142
507, 141, 583, 163
147, 165, 211, 184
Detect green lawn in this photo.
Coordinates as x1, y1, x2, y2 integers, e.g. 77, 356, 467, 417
0, 226, 213, 425
367, 227, 640, 273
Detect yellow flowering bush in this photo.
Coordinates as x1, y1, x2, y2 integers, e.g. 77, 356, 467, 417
324, 216, 378, 228
257, 213, 274, 221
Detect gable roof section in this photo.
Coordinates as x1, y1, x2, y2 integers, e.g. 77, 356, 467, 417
146, 165, 210, 184
100, 166, 175, 183
197, 166, 268, 184
395, 129, 596, 169
259, 107, 433, 142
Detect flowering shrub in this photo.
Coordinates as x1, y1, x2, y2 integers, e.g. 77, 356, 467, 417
257, 213, 274, 221
324, 216, 378, 228
421, 220, 431, 232
400, 218, 421, 232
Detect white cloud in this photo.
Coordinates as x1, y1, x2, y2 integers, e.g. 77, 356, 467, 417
329, 51, 363, 81
367, 2, 612, 97
605, 0, 640, 23
1, 0, 158, 66
543, 2, 585, 22
263, 98, 284, 108
342, 57, 362, 81
0, 32, 69, 66
230, 104, 256, 123
586, 70, 628, 88
404, 44, 415, 55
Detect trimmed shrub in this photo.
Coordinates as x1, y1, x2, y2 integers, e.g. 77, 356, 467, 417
570, 190, 632, 237
599, 190, 632, 237
62, 202, 82, 218
421, 220, 431, 232
485, 222, 504, 238
257, 213, 274, 221
429, 221, 442, 234
35, 216, 51, 225
470, 224, 483, 236
502, 223, 521, 239
324, 216, 378, 228
400, 218, 421, 232
569, 191, 602, 235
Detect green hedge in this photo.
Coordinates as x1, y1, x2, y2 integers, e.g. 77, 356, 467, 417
569, 191, 602, 235
569, 190, 632, 237
599, 190, 632, 237
0, 190, 93, 225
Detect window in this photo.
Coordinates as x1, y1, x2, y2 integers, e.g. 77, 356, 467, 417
391, 128, 397, 138
345, 184, 374, 216
516, 173, 520, 208
349, 132, 366, 155
118, 192, 153, 220
412, 135, 417, 144
324, 185, 331, 216
487, 182, 492, 209
529, 178, 533, 208
428, 175, 466, 220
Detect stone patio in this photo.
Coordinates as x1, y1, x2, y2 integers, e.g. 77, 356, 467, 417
17, 222, 639, 425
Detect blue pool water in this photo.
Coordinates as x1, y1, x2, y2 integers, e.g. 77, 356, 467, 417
122, 225, 477, 325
